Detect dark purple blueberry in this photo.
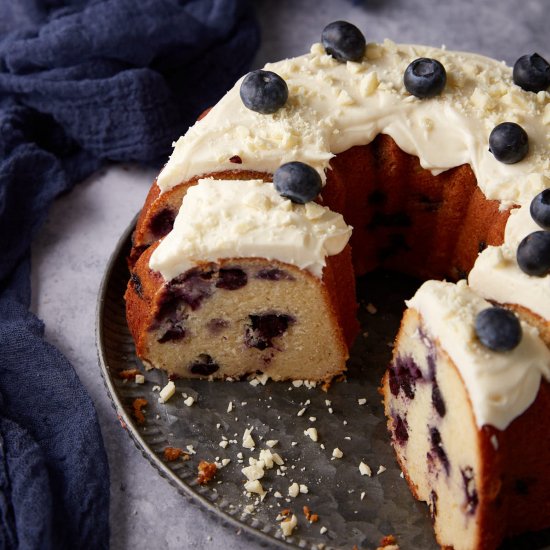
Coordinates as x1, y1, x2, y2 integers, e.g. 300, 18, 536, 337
429, 491, 438, 523
170, 269, 214, 310
517, 230, 550, 277
461, 467, 479, 515
429, 427, 450, 475
404, 58, 447, 99
216, 268, 248, 290
388, 355, 423, 399
475, 307, 522, 352
239, 70, 288, 114
244, 313, 295, 350
150, 208, 176, 238
188, 354, 220, 376
256, 268, 295, 281
489, 122, 529, 164
432, 381, 446, 418
156, 307, 188, 343
393, 415, 409, 445
273, 161, 322, 204
530, 189, 550, 230
321, 21, 366, 62
157, 324, 186, 343
513, 53, 550, 93
130, 272, 143, 299
229, 155, 242, 164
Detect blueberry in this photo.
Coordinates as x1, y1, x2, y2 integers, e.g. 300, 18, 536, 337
321, 21, 366, 62
244, 313, 295, 350
239, 70, 288, 114
188, 354, 220, 376
404, 58, 447, 98
475, 307, 522, 352
488, 122, 529, 164
530, 189, 550, 230
513, 53, 550, 93
273, 162, 322, 204
517, 231, 550, 276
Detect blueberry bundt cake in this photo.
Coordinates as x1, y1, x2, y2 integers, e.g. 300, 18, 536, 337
125, 21, 550, 549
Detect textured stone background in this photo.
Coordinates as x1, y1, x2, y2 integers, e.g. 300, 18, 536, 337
31, 1, 549, 549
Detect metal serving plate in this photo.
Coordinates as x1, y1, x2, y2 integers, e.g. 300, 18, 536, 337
96, 218, 550, 550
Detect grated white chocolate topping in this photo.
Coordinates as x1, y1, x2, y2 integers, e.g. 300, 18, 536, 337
407, 280, 550, 430
157, 40, 550, 208
469, 203, 550, 319
149, 178, 352, 280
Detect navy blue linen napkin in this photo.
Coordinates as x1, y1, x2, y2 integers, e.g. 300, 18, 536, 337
0, 1, 259, 549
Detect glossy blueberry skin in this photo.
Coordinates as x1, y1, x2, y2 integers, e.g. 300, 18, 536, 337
513, 53, 550, 93
488, 122, 529, 164
403, 58, 446, 98
239, 70, 288, 114
273, 161, 322, 204
321, 21, 366, 62
530, 189, 550, 230
517, 231, 550, 277
475, 307, 522, 352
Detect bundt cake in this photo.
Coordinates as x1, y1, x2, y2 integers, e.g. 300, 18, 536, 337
124, 20, 550, 549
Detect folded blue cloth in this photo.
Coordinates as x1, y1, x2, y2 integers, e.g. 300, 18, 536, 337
0, 1, 259, 549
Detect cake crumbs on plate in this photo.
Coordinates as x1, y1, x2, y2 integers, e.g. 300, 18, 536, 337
158, 381, 175, 403
304, 427, 318, 442
132, 398, 148, 425
366, 302, 378, 314
163, 447, 190, 462
359, 461, 372, 476
377, 465, 387, 475
377, 534, 399, 549
303, 505, 319, 523
197, 460, 218, 485
280, 513, 298, 537
117, 368, 141, 380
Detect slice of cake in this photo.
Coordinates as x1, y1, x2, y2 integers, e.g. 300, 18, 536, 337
125, 178, 358, 381
381, 280, 550, 550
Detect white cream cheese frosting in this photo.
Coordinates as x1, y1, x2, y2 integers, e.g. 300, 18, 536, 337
157, 40, 550, 208
149, 178, 352, 280
469, 204, 550, 319
407, 280, 550, 430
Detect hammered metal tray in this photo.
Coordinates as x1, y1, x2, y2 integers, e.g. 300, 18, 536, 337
96, 219, 550, 550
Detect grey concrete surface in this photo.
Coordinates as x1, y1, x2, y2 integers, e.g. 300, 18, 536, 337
31, 1, 548, 549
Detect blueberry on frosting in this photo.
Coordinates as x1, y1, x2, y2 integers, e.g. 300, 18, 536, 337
321, 21, 366, 62
517, 231, 550, 277
475, 307, 522, 352
488, 122, 529, 164
240, 70, 288, 114
403, 58, 447, 98
530, 189, 550, 230
513, 53, 550, 93
273, 162, 322, 204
